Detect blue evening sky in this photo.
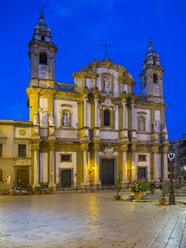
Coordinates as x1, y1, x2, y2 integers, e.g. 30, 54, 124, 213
0, 0, 185, 141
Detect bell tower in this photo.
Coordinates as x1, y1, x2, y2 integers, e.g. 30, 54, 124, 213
140, 41, 164, 103
28, 10, 57, 81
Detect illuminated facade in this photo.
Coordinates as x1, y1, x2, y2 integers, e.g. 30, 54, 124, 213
0, 12, 169, 191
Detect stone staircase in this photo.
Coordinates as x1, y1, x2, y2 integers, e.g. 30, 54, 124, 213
174, 187, 186, 197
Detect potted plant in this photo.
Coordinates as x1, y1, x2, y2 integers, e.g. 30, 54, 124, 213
48, 186, 54, 194
130, 179, 148, 200
26, 186, 33, 195
34, 186, 41, 195
41, 188, 47, 195
149, 181, 156, 194
9, 187, 16, 196
114, 177, 122, 200
18, 190, 24, 196
159, 182, 168, 205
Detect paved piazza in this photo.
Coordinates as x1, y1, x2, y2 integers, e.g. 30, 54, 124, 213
0, 192, 185, 248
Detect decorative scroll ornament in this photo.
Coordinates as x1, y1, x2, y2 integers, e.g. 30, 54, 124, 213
104, 145, 114, 158
167, 153, 175, 162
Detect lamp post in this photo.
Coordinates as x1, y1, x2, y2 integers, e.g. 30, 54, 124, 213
167, 151, 176, 205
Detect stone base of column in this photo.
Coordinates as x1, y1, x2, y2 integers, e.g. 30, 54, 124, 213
48, 182, 56, 189
122, 179, 129, 189
33, 183, 40, 188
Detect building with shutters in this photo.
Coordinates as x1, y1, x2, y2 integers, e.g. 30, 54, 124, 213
0, 11, 169, 191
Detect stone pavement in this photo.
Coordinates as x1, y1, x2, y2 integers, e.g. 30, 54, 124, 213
0, 192, 185, 248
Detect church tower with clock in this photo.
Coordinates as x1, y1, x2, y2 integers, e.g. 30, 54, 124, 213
28, 10, 57, 82
140, 41, 164, 104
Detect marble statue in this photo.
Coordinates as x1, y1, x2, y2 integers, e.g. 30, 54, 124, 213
104, 76, 111, 93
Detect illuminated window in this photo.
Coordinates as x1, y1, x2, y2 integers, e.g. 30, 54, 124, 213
138, 155, 146, 162
39, 53, 47, 65
0, 144, 2, 157
18, 144, 26, 157
60, 154, 72, 162
153, 74, 158, 84
104, 110, 110, 126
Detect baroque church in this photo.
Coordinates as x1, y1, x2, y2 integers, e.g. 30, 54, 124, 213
0, 12, 169, 191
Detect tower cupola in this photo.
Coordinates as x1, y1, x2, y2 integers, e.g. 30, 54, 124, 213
28, 11, 57, 81
139, 41, 164, 103
143, 40, 160, 68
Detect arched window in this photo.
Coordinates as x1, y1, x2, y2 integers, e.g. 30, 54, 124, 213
39, 53, 47, 65
0, 169, 2, 181
62, 110, 70, 127
104, 109, 110, 126
153, 74, 158, 84
138, 117, 145, 131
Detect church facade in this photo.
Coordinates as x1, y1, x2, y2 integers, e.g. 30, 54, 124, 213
0, 12, 169, 191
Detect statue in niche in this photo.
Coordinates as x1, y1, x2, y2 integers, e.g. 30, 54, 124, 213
62, 111, 70, 126
49, 126, 55, 136
152, 120, 159, 132
162, 123, 167, 133
49, 112, 55, 126
33, 112, 39, 125
104, 76, 111, 93
138, 117, 145, 131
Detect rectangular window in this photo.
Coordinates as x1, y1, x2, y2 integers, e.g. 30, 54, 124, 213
0, 144, 2, 157
60, 154, 72, 162
138, 155, 146, 162
18, 144, 26, 157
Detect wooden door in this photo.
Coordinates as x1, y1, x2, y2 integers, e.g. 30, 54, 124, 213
138, 167, 147, 180
101, 159, 114, 186
17, 169, 29, 188
61, 170, 71, 188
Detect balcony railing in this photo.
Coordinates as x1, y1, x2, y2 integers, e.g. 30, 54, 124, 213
56, 83, 76, 92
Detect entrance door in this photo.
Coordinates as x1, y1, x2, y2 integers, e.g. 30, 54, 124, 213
138, 167, 147, 180
101, 159, 115, 186
17, 169, 29, 188
61, 170, 71, 188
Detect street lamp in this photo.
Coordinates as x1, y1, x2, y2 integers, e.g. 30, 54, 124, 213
167, 151, 176, 205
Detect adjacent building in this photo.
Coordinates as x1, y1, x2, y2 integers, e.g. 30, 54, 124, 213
0, 11, 169, 192
169, 134, 186, 181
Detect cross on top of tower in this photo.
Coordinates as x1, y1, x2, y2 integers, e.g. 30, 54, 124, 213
148, 40, 153, 51
40, 5, 44, 23
102, 42, 111, 58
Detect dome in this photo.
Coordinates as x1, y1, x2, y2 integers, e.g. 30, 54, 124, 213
143, 41, 160, 68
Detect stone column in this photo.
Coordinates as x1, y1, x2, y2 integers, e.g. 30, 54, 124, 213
83, 96, 87, 127
131, 103, 136, 130
83, 148, 89, 185
94, 98, 98, 127
163, 152, 168, 180
33, 143, 40, 187
150, 152, 155, 180
131, 144, 136, 180
95, 150, 100, 185
153, 147, 160, 182
132, 151, 137, 180
48, 144, 56, 187
123, 149, 128, 185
